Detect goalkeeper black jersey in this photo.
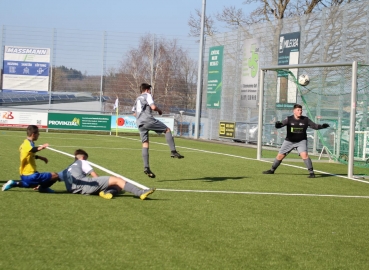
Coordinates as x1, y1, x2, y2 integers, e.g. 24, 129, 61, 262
280, 115, 321, 142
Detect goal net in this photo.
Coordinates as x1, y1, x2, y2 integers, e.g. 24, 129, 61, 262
258, 62, 369, 177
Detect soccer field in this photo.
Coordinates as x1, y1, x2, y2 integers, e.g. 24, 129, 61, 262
1, 130, 369, 269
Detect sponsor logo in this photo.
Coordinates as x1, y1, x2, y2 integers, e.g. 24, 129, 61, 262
48, 117, 80, 126
6, 47, 48, 55
2, 112, 14, 119
279, 37, 299, 52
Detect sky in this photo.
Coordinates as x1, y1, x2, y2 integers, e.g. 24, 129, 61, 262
0, 0, 251, 75
0, 0, 248, 37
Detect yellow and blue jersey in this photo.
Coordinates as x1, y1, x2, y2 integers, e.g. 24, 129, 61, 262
19, 139, 37, 176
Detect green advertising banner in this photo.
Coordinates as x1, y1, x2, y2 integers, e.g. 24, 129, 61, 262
207, 45, 224, 109
48, 113, 111, 131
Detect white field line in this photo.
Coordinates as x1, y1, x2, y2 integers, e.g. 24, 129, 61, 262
157, 188, 369, 199
47, 147, 149, 190
114, 135, 369, 185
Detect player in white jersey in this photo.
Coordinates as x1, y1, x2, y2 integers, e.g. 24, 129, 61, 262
58, 149, 155, 200
132, 83, 184, 178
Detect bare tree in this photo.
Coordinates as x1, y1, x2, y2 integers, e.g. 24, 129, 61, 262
188, 9, 217, 37
104, 34, 197, 113
188, 0, 360, 37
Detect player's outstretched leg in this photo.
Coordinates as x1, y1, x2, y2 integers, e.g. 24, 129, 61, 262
2, 180, 16, 191
122, 182, 156, 200
164, 130, 184, 159
140, 188, 156, 200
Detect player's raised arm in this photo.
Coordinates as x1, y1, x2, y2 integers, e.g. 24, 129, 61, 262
308, 118, 330, 130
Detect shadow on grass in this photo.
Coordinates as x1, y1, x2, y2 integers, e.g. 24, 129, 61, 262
318, 173, 337, 178
55, 191, 159, 200
268, 173, 336, 178
158, 176, 246, 183
0, 186, 159, 200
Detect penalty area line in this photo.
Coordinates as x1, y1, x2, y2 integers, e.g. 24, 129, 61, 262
47, 147, 149, 190
157, 188, 369, 199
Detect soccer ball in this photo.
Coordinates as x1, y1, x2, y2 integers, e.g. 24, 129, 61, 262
298, 74, 310, 86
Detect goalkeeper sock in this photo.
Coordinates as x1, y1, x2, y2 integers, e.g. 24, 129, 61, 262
303, 158, 314, 173
271, 159, 282, 171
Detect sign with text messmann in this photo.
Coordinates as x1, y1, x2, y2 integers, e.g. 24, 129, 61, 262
48, 113, 111, 131
207, 46, 224, 109
2, 46, 50, 93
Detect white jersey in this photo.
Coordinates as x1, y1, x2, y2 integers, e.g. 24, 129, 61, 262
132, 93, 156, 125
58, 159, 94, 193
68, 159, 94, 179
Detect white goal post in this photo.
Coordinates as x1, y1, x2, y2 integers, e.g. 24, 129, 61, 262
256, 61, 358, 179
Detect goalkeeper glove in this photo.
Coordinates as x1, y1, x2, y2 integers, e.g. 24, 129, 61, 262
275, 121, 283, 128
322, 123, 330, 128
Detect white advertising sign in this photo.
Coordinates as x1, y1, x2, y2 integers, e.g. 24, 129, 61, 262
241, 39, 260, 108
2, 46, 51, 93
0, 111, 48, 128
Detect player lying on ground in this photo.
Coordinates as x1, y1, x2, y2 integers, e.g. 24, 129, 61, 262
263, 104, 330, 178
2, 125, 59, 193
58, 149, 155, 200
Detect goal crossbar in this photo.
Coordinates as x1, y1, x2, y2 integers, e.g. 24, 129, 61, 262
260, 62, 354, 71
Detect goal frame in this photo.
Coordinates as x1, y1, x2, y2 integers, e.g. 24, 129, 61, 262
257, 61, 358, 178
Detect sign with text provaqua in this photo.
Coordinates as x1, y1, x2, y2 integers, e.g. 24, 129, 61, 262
2, 46, 50, 93
241, 39, 260, 108
207, 46, 224, 109
48, 113, 111, 131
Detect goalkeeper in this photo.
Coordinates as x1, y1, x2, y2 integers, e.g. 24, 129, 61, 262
262, 104, 330, 178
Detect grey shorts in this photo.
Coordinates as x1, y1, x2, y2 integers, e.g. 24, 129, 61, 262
279, 140, 308, 155
74, 176, 110, 195
138, 119, 168, 142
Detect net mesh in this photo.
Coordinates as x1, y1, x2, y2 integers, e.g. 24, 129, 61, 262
262, 64, 369, 172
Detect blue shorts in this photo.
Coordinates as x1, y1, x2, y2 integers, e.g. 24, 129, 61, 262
21, 172, 52, 188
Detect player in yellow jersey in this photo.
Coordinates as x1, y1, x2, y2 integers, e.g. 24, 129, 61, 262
2, 125, 59, 193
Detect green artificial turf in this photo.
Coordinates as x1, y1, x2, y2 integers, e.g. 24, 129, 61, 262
1, 130, 369, 269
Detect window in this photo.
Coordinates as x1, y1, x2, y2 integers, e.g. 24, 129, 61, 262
192, 123, 203, 136
177, 122, 190, 136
